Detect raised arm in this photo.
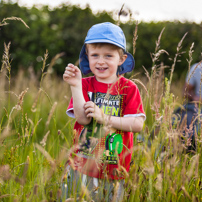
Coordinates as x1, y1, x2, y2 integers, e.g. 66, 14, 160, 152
63, 63, 91, 125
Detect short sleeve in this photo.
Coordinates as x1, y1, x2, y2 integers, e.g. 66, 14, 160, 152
122, 82, 146, 120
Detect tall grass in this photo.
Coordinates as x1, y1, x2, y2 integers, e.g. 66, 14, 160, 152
0, 40, 73, 201
1, 19, 202, 202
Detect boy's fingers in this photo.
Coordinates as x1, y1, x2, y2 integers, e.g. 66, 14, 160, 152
67, 63, 74, 68
84, 101, 94, 106
72, 65, 80, 72
86, 113, 93, 118
86, 110, 94, 118
85, 107, 94, 114
66, 64, 80, 72
65, 66, 75, 72
63, 71, 75, 78
84, 102, 94, 110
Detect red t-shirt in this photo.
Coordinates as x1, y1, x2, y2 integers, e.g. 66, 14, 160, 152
67, 76, 145, 179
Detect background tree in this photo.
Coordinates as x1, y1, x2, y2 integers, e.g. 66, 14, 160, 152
0, 1, 202, 79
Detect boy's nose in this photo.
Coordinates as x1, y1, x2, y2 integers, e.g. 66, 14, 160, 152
97, 57, 105, 65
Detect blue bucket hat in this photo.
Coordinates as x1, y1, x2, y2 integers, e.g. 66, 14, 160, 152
79, 22, 135, 75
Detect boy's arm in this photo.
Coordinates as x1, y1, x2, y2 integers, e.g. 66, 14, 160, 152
84, 101, 144, 133
63, 64, 91, 125
107, 116, 144, 133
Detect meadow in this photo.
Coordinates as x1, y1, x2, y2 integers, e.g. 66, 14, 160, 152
0, 19, 202, 202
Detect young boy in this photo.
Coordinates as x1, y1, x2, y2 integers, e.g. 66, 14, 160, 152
63, 22, 145, 201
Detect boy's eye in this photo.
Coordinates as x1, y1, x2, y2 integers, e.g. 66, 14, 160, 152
106, 55, 112, 58
91, 54, 98, 57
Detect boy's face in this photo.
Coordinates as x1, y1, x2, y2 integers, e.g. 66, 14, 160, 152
87, 44, 127, 83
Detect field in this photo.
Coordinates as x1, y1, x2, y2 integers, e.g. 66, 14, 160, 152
1, 22, 202, 202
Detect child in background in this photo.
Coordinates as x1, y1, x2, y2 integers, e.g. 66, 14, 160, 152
63, 22, 146, 201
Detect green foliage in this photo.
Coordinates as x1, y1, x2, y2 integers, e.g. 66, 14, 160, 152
123, 21, 202, 79
1, 1, 202, 79
0, 1, 115, 76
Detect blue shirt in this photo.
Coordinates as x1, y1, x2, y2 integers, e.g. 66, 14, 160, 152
186, 62, 202, 97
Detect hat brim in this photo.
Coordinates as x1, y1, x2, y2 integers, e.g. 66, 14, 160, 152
79, 45, 135, 75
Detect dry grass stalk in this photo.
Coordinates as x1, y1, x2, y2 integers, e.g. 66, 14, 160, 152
111, 181, 120, 202
151, 28, 168, 67
34, 143, 55, 166
41, 50, 49, 73
155, 27, 165, 53
15, 88, 29, 110
117, 4, 125, 26
40, 87, 53, 105
58, 146, 77, 170
1, 42, 11, 75
187, 154, 199, 181
119, 166, 129, 178
133, 21, 138, 56
46, 102, 57, 126
170, 32, 187, 83
34, 143, 58, 184
39, 50, 49, 87
30, 118, 42, 136
0, 194, 17, 199
181, 186, 192, 200
170, 186, 177, 197
48, 52, 65, 71
152, 49, 169, 66
142, 150, 154, 175
154, 174, 163, 192
187, 42, 195, 73
0, 17, 29, 28
31, 88, 42, 112
0, 68, 7, 100
40, 130, 50, 147
154, 63, 164, 102
132, 78, 148, 95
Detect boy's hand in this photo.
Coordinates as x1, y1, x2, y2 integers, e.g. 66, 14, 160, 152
84, 101, 106, 124
63, 63, 82, 87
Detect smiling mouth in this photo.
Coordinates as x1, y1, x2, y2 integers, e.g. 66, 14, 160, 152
96, 67, 108, 71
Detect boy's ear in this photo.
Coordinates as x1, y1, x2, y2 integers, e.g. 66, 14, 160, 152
119, 54, 127, 65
